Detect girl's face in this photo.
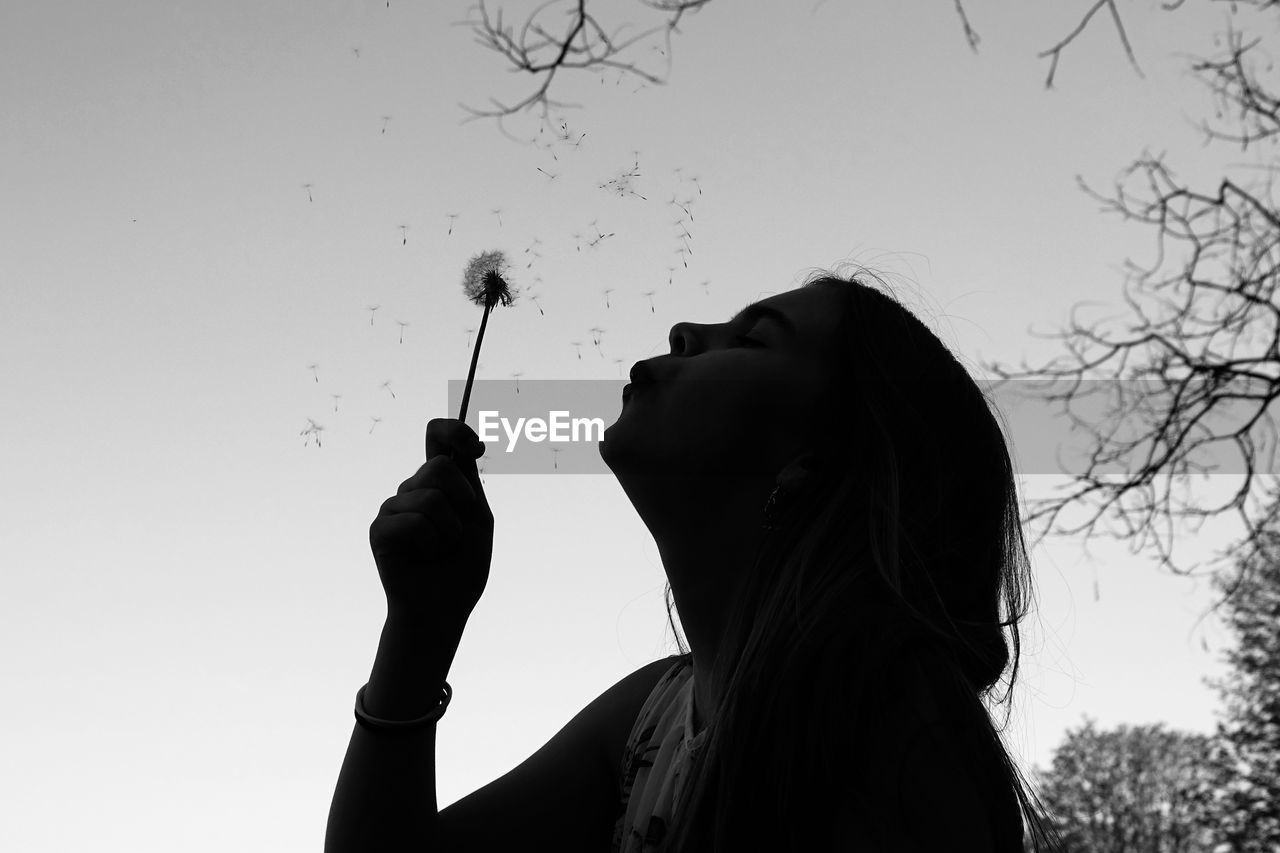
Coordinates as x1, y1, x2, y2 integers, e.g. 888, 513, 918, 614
600, 285, 844, 481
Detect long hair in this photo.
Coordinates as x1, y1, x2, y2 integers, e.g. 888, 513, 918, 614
656, 268, 1064, 852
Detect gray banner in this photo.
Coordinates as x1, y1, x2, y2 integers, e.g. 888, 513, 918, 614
446, 378, 1279, 475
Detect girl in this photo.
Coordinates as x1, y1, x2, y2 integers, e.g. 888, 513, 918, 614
326, 268, 1062, 852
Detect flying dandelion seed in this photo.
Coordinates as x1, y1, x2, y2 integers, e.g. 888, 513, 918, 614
302, 183, 314, 203
446, 213, 459, 235
530, 294, 544, 316
667, 266, 676, 285
490, 208, 503, 227
300, 418, 324, 448
464, 327, 475, 349
570, 340, 583, 359
699, 280, 712, 296
613, 357, 625, 376
599, 162, 645, 200
380, 380, 396, 399
585, 219, 616, 250
602, 288, 613, 309
352, 47, 361, 59
690, 176, 702, 195
381, 116, 392, 134
307, 363, 319, 383
534, 137, 560, 161
536, 167, 558, 182
331, 393, 342, 413
511, 371, 523, 394
550, 446, 562, 470
398, 224, 409, 245
396, 320, 409, 344
369, 416, 382, 434
642, 290, 656, 312
367, 305, 381, 326
457, 250, 518, 424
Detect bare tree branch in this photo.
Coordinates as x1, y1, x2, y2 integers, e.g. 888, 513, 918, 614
983, 144, 1280, 590
952, 0, 981, 52
1037, 0, 1144, 89
458, 0, 709, 130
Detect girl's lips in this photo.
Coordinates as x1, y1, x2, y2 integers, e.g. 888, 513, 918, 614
629, 361, 655, 384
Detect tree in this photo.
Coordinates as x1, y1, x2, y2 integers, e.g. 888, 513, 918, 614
1202, 520, 1280, 851
1032, 718, 1221, 853
973, 4, 1280, 610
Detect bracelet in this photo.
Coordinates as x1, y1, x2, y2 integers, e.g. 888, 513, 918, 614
354, 681, 452, 732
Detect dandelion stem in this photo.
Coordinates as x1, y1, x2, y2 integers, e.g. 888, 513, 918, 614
458, 298, 495, 424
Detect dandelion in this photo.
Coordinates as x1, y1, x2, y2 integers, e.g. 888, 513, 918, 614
396, 320, 409, 344
642, 290, 656, 313
307, 363, 320, 383
457, 250, 518, 424
300, 418, 324, 448
331, 393, 342, 413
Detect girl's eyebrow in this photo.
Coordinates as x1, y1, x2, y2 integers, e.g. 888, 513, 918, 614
729, 303, 798, 336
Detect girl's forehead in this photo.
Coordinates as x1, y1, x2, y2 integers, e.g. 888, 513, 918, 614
753, 286, 845, 337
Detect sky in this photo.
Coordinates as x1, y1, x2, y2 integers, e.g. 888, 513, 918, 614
1, 1, 1266, 850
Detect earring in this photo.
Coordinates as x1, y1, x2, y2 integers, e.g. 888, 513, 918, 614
761, 484, 788, 531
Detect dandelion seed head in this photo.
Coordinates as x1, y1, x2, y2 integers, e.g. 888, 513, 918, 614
461, 250, 518, 308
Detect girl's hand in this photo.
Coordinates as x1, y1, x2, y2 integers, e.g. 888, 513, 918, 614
368, 418, 492, 631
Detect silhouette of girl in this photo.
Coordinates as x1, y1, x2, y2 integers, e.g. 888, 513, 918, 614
598, 269, 1062, 852
327, 268, 1064, 853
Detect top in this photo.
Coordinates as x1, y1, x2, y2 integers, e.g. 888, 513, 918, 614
608, 650, 1026, 852
610, 654, 703, 853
